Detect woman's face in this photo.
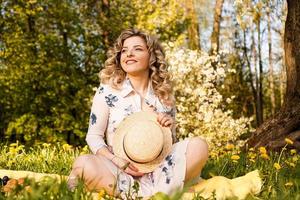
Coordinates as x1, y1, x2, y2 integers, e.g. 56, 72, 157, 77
120, 36, 150, 76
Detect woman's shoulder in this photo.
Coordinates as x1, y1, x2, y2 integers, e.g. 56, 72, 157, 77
97, 82, 121, 96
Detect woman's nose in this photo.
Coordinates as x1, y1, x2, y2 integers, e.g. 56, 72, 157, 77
127, 49, 134, 57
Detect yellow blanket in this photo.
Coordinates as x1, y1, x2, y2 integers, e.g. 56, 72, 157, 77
0, 169, 262, 200
182, 170, 262, 200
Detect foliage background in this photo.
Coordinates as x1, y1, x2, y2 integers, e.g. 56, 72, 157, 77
0, 0, 287, 154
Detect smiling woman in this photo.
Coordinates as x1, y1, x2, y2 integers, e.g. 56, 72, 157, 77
67, 29, 209, 199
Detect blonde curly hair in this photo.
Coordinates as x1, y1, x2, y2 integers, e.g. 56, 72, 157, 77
99, 29, 174, 106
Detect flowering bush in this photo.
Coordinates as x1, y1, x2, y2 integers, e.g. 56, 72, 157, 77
165, 47, 253, 154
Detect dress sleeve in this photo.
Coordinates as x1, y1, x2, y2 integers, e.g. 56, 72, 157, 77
85, 85, 109, 154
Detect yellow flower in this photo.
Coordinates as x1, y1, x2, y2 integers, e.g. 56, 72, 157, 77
225, 143, 235, 150
259, 147, 267, 154
273, 163, 281, 170
10, 142, 18, 147
231, 155, 240, 160
42, 143, 51, 148
285, 182, 293, 187
260, 153, 270, 160
98, 189, 106, 199
285, 138, 294, 145
249, 147, 255, 152
290, 149, 297, 155
248, 152, 257, 159
62, 143, 73, 151
292, 156, 299, 163
9, 147, 18, 155
249, 159, 255, 163
289, 162, 296, 168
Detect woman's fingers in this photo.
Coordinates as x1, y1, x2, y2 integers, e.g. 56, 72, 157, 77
125, 166, 144, 177
128, 163, 139, 171
126, 169, 144, 177
157, 113, 164, 123
157, 113, 173, 127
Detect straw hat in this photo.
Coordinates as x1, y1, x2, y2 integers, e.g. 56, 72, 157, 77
112, 111, 173, 173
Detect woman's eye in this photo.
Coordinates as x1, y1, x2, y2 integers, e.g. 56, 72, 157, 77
135, 48, 143, 51
121, 49, 127, 53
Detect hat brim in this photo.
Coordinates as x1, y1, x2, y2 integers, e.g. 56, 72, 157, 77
113, 111, 173, 173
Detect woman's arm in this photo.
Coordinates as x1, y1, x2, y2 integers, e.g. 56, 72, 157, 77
85, 86, 109, 153
86, 86, 144, 176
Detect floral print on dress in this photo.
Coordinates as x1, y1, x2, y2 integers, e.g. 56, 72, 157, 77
145, 99, 157, 112
98, 86, 104, 94
90, 113, 97, 125
105, 94, 118, 107
160, 154, 175, 184
124, 104, 134, 116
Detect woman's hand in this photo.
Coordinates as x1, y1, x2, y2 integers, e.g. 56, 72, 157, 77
111, 156, 144, 177
157, 113, 174, 127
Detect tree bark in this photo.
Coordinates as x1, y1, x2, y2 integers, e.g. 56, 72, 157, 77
257, 17, 264, 126
185, 0, 200, 50
210, 0, 224, 53
267, 3, 276, 115
251, 28, 260, 127
243, 29, 256, 118
247, 0, 300, 150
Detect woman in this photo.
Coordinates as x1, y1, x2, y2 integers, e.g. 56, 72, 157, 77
68, 29, 209, 198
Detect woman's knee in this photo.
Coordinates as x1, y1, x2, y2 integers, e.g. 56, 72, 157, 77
187, 137, 209, 162
72, 154, 110, 178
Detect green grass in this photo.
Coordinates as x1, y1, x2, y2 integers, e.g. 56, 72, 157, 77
0, 142, 299, 200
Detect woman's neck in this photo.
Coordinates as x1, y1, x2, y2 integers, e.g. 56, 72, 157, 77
127, 73, 149, 97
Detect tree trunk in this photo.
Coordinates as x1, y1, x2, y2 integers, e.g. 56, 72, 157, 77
247, 0, 300, 150
185, 0, 200, 50
251, 28, 260, 127
257, 17, 264, 126
210, 0, 224, 53
267, 3, 276, 115
243, 29, 256, 118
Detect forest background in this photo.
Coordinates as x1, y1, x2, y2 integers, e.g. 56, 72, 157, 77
0, 0, 291, 154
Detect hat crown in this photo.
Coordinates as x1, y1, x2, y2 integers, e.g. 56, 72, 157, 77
113, 111, 172, 173
123, 121, 164, 163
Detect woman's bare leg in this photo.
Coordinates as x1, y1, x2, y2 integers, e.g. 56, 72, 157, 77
68, 154, 118, 195
185, 137, 209, 183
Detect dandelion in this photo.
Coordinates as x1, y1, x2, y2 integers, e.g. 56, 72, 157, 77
225, 143, 234, 150
292, 156, 299, 163
290, 149, 297, 155
249, 147, 255, 152
10, 142, 18, 147
259, 147, 267, 155
80, 145, 90, 155
260, 153, 270, 160
285, 138, 293, 145
285, 182, 293, 187
231, 155, 240, 160
62, 144, 72, 151
289, 162, 296, 168
273, 163, 281, 170
42, 143, 51, 148
247, 152, 256, 161
9, 147, 18, 155
98, 189, 106, 199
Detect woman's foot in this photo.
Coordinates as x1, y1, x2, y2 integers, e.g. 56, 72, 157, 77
67, 175, 78, 191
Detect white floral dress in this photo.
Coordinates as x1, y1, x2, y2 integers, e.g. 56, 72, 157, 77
86, 78, 190, 198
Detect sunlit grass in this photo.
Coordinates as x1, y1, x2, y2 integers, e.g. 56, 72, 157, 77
0, 141, 299, 199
